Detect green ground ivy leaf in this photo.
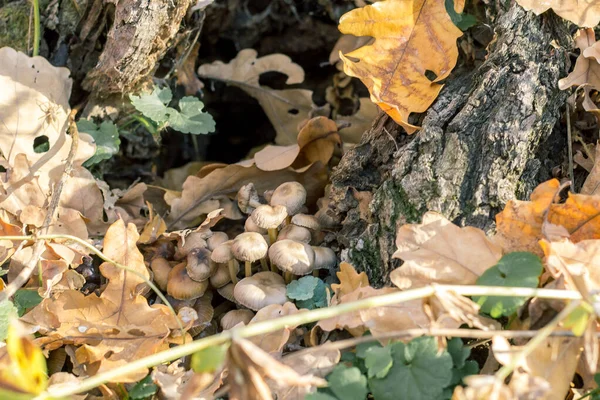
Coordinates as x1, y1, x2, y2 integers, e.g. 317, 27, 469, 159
441, 338, 479, 399
190, 344, 228, 373
77, 119, 120, 167
305, 393, 338, 400
445, 0, 477, 31
473, 252, 543, 318
13, 289, 42, 317
368, 336, 452, 400
128, 374, 157, 400
327, 365, 368, 400
166, 97, 216, 134
364, 346, 393, 379
286, 276, 328, 309
0, 300, 17, 341
130, 86, 172, 123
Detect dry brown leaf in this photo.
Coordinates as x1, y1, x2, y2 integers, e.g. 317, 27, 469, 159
558, 28, 600, 113
337, 98, 379, 147
338, 0, 464, 133
492, 336, 580, 400
582, 143, 600, 195
516, 0, 600, 27
176, 43, 204, 95
167, 162, 327, 229
198, 49, 315, 145
391, 211, 502, 289
20, 219, 185, 382
247, 302, 303, 354
138, 202, 167, 244
0, 48, 95, 194
452, 374, 546, 400
330, 262, 369, 297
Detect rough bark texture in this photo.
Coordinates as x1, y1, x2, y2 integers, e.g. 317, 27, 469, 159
324, 4, 572, 286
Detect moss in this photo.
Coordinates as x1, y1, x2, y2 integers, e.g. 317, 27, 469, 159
0, 1, 30, 52
350, 235, 384, 286
386, 182, 425, 223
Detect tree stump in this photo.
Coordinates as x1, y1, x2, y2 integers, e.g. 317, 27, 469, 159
324, 4, 572, 286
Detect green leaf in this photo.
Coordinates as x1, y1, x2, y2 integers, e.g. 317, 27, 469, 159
130, 86, 172, 123
13, 289, 42, 317
0, 300, 18, 340
305, 393, 339, 400
128, 375, 157, 400
447, 338, 469, 370
368, 337, 453, 400
327, 365, 368, 400
563, 304, 592, 337
364, 346, 393, 379
287, 276, 328, 310
445, 0, 477, 31
166, 97, 215, 134
473, 252, 543, 318
190, 344, 228, 373
78, 120, 121, 167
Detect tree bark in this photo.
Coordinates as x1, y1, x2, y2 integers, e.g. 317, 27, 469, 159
324, 3, 573, 286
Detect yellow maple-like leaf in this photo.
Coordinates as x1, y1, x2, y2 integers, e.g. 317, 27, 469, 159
338, 0, 463, 133
516, 0, 600, 28
330, 262, 369, 297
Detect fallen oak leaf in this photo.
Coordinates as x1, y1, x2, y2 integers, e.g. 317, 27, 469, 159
338, 0, 464, 133
515, 0, 600, 27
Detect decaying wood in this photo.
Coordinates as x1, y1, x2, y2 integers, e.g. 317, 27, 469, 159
324, 4, 572, 286
82, 0, 193, 97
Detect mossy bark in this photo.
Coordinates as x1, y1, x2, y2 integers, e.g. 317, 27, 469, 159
324, 4, 572, 286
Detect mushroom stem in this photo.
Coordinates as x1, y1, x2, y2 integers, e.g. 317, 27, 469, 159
260, 258, 269, 272
228, 260, 238, 284
285, 216, 292, 225
313, 269, 319, 278
267, 228, 278, 246
284, 271, 293, 284
271, 263, 279, 274
245, 261, 252, 278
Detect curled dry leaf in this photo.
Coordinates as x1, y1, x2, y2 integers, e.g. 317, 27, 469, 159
198, 49, 314, 145
515, 0, 600, 27
391, 211, 502, 289
20, 219, 185, 382
452, 374, 538, 400
338, 0, 464, 133
492, 336, 580, 400
331, 261, 369, 297
247, 302, 303, 354
581, 143, 600, 195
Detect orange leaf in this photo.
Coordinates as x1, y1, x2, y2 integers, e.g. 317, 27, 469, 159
516, 0, 600, 27
330, 262, 369, 297
338, 0, 463, 133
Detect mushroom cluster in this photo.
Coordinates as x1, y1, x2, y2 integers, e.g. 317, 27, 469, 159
145, 180, 338, 336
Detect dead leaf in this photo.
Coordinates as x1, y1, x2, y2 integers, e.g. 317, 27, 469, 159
247, 302, 303, 354
330, 262, 369, 297
338, 0, 464, 133
337, 98, 379, 146
198, 49, 315, 145
176, 43, 204, 95
516, 0, 600, 27
391, 211, 502, 289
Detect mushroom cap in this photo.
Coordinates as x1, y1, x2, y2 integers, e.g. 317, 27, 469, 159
174, 232, 208, 260
315, 207, 338, 229
150, 257, 172, 291
220, 309, 255, 330
244, 217, 268, 234
207, 231, 229, 251
217, 283, 236, 303
276, 224, 312, 243
263, 189, 274, 203
151, 240, 176, 260
211, 240, 234, 263
237, 183, 261, 214
269, 239, 315, 275
210, 263, 234, 288
231, 232, 268, 262
186, 248, 216, 282
291, 213, 321, 230
167, 262, 209, 300
312, 246, 337, 270
251, 204, 288, 230
233, 271, 287, 311
270, 182, 307, 216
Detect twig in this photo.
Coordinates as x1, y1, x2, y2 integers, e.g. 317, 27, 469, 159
567, 103, 575, 189
31, 0, 40, 56
0, 234, 183, 337
0, 111, 78, 302
35, 284, 582, 399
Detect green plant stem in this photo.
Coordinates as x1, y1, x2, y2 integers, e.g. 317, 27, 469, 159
0, 234, 183, 338
31, 0, 40, 56
33, 284, 582, 399
495, 300, 581, 382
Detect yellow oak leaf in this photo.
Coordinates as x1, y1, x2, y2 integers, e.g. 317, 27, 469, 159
516, 0, 600, 28
330, 262, 369, 297
338, 0, 464, 133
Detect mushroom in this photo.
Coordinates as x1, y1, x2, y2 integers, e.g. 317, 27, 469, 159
186, 248, 216, 282
312, 246, 337, 277
217, 282, 236, 303
270, 182, 307, 218
244, 217, 268, 235
220, 309, 255, 330
231, 232, 269, 277
174, 232, 208, 260
251, 204, 287, 245
212, 240, 239, 284
291, 214, 321, 231
237, 183, 263, 214
233, 272, 287, 311
210, 263, 234, 288
276, 224, 312, 243
206, 231, 229, 251
167, 262, 209, 300
269, 239, 316, 280
150, 257, 172, 291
